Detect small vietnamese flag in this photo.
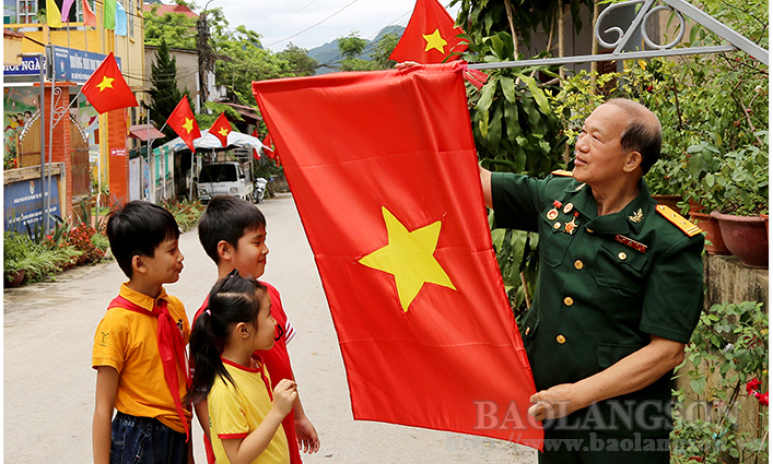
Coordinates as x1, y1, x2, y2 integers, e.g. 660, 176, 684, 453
252, 63, 541, 448
261, 133, 281, 167
210, 112, 232, 147
81, 52, 138, 114
389, 0, 468, 64
167, 97, 201, 152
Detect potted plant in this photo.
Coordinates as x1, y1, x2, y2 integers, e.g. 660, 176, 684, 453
708, 133, 769, 268
4, 232, 27, 287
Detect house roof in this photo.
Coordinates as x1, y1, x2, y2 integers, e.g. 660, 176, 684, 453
220, 102, 262, 122
129, 124, 166, 141
142, 3, 198, 19
4, 29, 25, 39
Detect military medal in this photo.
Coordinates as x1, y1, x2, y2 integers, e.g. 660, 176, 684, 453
564, 211, 580, 235
546, 200, 562, 220
563, 203, 574, 214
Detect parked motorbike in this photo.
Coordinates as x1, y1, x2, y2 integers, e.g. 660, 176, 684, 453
253, 177, 268, 203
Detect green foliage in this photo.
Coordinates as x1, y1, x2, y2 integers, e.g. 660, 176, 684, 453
149, 39, 186, 140
143, 4, 197, 49
453, 0, 592, 49
160, 199, 206, 232
338, 32, 367, 59
671, 301, 768, 463
370, 33, 400, 70
275, 44, 319, 76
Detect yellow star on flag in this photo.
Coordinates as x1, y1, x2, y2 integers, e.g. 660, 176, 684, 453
423, 28, 448, 54
182, 118, 194, 134
218, 127, 230, 137
96, 76, 115, 92
359, 207, 456, 312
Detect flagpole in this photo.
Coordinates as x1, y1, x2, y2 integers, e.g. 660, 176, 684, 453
46, 41, 56, 233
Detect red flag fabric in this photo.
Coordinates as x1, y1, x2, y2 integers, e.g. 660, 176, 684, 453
252, 63, 542, 449
167, 97, 201, 152
81, 0, 96, 26
210, 112, 232, 147
250, 129, 261, 160
81, 52, 138, 114
389, 0, 468, 64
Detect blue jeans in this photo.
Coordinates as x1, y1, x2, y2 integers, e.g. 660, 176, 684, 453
111, 412, 187, 464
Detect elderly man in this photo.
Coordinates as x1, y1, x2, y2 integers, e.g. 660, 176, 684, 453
481, 99, 704, 463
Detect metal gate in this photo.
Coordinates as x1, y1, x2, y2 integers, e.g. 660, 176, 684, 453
16, 110, 41, 168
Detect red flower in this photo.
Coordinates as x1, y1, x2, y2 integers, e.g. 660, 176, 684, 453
754, 391, 769, 406
747, 378, 763, 395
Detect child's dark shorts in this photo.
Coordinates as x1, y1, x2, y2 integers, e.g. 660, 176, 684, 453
111, 411, 187, 464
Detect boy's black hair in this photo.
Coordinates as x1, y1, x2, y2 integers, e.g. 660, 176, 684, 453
185, 272, 268, 404
106, 201, 180, 278
198, 195, 266, 264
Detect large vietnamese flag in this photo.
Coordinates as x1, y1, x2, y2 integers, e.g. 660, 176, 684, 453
252, 62, 542, 448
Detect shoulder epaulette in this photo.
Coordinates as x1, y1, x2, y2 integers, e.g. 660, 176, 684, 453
655, 205, 703, 237
551, 170, 574, 177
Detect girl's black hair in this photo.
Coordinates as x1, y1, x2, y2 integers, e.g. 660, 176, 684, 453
186, 272, 267, 404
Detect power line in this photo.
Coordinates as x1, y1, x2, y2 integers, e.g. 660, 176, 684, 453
259, 0, 321, 36
265, 0, 362, 48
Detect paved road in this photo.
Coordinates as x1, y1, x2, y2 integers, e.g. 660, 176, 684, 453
4, 193, 536, 464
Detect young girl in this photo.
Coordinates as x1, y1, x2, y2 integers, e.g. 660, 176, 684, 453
188, 273, 297, 464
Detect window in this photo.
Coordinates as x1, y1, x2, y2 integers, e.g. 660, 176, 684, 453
16, 0, 36, 23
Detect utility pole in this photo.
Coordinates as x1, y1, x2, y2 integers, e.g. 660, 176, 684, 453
197, 0, 216, 112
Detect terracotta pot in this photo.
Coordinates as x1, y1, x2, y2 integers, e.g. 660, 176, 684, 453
652, 194, 683, 212
690, 211, 730, 255
4, 269, 25, 287
711, 211, 768, 268
762, 213, 769, 238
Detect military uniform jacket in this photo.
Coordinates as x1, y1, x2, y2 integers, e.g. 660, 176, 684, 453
492, 172, 704, 437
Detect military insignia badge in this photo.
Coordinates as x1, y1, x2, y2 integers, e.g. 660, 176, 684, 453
628, 208, 644, 224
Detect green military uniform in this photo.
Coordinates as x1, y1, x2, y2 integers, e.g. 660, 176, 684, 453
491, 172, 704, 463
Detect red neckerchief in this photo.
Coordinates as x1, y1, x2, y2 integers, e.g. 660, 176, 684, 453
108, 295, 191, 441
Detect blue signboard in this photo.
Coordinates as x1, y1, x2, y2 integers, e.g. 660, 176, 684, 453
51, 46, 120, 83
3, 55, 44, 76
4, 177, 61, 234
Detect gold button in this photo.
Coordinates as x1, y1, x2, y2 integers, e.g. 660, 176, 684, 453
557, 335, 566, 344
574, 260, 584, 270
563, 297, 574, 306
554, 222, 562, 230
618, 252, 627, 260
525, 327, 531, 335
586, 228, 594, 233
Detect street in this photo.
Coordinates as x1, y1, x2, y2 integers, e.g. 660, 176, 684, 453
4, 193, 535, 463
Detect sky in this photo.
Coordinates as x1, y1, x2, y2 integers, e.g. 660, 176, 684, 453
212, 0, 461, 52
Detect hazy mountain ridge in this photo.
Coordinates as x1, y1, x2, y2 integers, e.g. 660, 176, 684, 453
307, 25, 405, 74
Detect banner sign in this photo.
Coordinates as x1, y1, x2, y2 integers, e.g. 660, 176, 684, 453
51, 46, 121, 83
3, 56, 45, 76
4, 177, 61, 234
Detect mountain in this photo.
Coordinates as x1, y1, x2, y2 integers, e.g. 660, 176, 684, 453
307, 25, 405, 75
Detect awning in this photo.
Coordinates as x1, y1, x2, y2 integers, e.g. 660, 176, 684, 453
129, 124, 166, 142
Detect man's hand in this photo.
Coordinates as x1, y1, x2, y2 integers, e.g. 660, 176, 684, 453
395, 61, 420, 70
528, 383, 583, 421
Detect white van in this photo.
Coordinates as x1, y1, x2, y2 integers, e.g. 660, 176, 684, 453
196, 161, 254, 203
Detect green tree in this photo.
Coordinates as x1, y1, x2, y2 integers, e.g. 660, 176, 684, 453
275, 43, 319, 76
338, 32, 374, 71
143, 4, 197, 49
148, 39, 188, 139
370, 33, 400, 70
